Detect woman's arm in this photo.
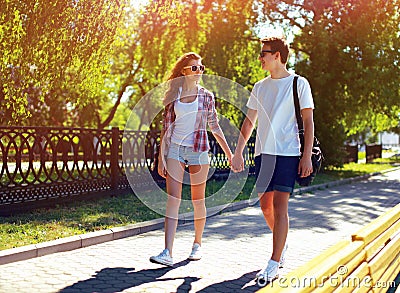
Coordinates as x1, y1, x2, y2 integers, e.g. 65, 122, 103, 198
157, 129, 167, 178
157, 106, 168, 178
158, 129, 165, 160
213, 132, 233, 162
206, 94, 233, 161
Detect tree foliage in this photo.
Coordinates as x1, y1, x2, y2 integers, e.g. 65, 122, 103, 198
102, 0, 263, 131
0, 0, 126, 126
258, 0, 400, 166
292, 0, 400, 166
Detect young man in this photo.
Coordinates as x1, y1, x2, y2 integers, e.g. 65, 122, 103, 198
231, 36, 315, 282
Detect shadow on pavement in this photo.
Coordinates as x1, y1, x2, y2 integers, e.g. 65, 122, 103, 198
58, 263, 262, 293
58, 260, 196, 293
196, 270, 260, 292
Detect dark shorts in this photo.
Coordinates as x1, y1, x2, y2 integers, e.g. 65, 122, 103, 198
254, 154, 299, 194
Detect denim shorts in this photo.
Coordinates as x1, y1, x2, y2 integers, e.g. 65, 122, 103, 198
254, 154, 299, 194
166, 143, 209, 165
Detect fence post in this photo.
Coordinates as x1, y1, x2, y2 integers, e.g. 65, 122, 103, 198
110, 127, 119, 191
345, 144, 358, 163
365, 143, 382, 163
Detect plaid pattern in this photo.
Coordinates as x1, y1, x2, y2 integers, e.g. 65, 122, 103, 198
162, 86, 223, 152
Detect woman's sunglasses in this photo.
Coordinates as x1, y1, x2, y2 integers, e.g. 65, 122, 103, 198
183, 65, 205, 72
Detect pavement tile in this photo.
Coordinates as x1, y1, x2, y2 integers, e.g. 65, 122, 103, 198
0, 169, 399, 292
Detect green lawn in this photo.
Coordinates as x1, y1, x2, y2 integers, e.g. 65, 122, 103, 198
0, 162, 397, 250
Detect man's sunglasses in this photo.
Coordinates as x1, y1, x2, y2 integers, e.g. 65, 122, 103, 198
183, 65, 205, 72
259, 50, 275, 58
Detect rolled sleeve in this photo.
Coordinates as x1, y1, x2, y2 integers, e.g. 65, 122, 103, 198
206, 93, 223, 136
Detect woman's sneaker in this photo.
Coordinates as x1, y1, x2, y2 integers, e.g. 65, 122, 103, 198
257, 259, 279, 287
149, 249, 173, 267
188, 243, 202, 260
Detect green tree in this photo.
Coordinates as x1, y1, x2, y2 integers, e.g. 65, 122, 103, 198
293, 0, 400, 166
100, 0, 263, 132
257, 0, 399, 166
0, 0, 126, 126
95, 0, 198, 131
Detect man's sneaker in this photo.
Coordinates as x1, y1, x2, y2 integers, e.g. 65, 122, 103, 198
279, 243, 288, 268
149, 249, 173, 267
257, 259, 279, 287
188, 243, 202, 260
255, 244, 288, 277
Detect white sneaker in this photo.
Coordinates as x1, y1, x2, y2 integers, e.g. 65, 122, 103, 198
255, 243, 287, 277
188, 243, 202, 260
279, 243, 288, 268
149, 249, 173, 267
257, 259, 279, 287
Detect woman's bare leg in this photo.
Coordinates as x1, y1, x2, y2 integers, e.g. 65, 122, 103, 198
189, 164, 209, 245
164, 158, 185, 256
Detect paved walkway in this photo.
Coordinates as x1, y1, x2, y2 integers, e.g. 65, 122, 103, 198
1, 169, 399, 293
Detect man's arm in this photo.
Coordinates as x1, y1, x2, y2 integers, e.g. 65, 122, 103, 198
298, 108, 314, 177
231, 109, 257, 172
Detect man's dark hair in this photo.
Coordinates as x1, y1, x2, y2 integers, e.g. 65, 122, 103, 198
260, 37, 290, 64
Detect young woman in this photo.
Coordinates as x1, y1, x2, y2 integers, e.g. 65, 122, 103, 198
150, 52, 232, 266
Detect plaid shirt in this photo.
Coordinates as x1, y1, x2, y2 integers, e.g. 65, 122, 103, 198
162, 86, 223, 152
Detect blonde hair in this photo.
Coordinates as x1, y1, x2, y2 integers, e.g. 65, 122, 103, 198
163, 52, 202, 106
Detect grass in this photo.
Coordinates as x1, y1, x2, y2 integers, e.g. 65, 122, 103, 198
0, 161, 398, 250
310, 162, 396, 185
373, 155, 400, 164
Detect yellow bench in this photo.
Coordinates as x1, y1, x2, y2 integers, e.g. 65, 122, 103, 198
258, 203, 400, 293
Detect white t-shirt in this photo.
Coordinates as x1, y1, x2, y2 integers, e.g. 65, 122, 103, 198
171, 89, 199, 146
246, 74, 314, 156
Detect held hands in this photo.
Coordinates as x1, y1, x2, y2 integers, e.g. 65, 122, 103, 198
298, 156, 313, 178
231, 151, 245, 173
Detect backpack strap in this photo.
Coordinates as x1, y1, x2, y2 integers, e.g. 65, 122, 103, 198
293, 75, 304, 131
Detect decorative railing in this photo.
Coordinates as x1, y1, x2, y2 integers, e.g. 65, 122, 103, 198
365, 143, 382, 163
0, 126, 255, 215
344, 144, 358, 163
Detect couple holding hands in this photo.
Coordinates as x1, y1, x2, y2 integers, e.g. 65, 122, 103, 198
149, 36, 315, 283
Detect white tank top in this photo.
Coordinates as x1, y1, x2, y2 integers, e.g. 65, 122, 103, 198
171, 88, 198, 146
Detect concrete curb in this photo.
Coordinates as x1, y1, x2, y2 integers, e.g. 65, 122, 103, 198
1, 167, 399, 266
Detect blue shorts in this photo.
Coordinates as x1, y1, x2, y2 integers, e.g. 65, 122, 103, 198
167, 143, 209, 165
254, 154, 299, 194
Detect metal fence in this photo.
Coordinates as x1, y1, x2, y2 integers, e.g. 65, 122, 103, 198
344, 144, 359, 163
0, 126, 255, 215
365, 143, 382, 163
